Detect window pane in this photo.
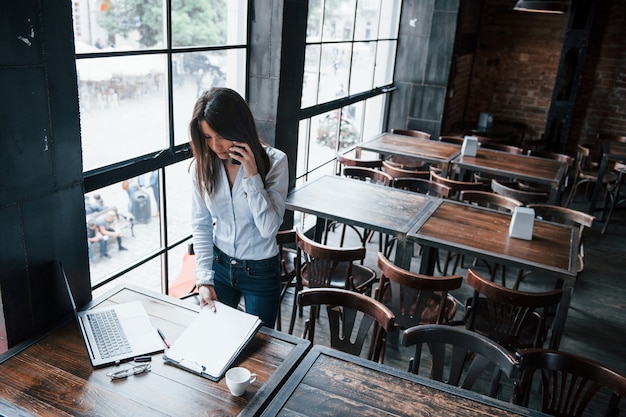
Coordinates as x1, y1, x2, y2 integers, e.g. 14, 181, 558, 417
172, 0, 247, 47
86, 175, 161, 287
374, 40, 396, 87
306, 0, 324, 43
78, 54, 168, 171
172, 49, 247, 145
318, 43, 351, 103
322, 0, 356, 41
362, 95, 386, 140
349, 42, 375, 95
74, 0, 166, 51
165, 161, 192, 244
302, 45, 321, 108
354, 0, 380, 41
378, 0, 402, 39
337, 106, 361, 151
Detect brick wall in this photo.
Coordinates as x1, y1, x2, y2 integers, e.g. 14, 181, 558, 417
571, 0, 626, 147
447, 0, 625, 151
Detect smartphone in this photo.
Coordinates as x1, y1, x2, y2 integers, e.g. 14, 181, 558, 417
230, 142, 242, 165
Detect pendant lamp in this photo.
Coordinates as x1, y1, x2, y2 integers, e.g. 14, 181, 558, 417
513, 0, 568, 14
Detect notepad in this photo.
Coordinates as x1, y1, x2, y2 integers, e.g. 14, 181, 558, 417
163, 302, 262, 381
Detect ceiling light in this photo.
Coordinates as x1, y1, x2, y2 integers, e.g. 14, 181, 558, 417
513, 0, 568, 14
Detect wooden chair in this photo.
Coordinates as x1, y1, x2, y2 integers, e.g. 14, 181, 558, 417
392, 177, 451, 198
491, 179, 550, 205
439, 135, 465, 145
464, 269, 564, 351
512, 348, 626, 417
391, 128, 431, 140
601, 161, 626, 234
336, 154, 383, 173
401, 324, 519, 398
297, 287, 395, 363
288, 228, 378, 334
275, 229, 298, 331
382, 160, 430, 180
430, 168, 489, 201
459, 190, 522, 212
511, 204, 595, 290
479, 143, 524, 154
565, 144, 618, 207
375, 253, 462, 344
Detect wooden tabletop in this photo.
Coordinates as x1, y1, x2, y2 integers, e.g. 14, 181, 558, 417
452, 148, 567, 203
0, 286, 310, 417
286, 175, 439, 269
408, 200, 579, 287
260, 345, 548, 417
357, 132, 461, 172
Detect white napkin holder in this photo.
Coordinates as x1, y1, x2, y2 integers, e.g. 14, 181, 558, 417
461, 135, 478, 157
509, 207, 535, 240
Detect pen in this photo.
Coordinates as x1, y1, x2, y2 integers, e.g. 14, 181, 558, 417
134, 356, 152, 362
157, 328, 171, 349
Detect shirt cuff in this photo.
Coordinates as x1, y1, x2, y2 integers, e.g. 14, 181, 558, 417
195, 270, 215, 287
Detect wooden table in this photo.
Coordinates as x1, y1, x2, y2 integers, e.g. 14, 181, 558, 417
357, 132, 461, 173
588, 139, 626, 214
0, 285, 310, 417
408, 199, 578, 349
260, 345, 548, 417
452, 148, 568, 204
286, 175, 439, 269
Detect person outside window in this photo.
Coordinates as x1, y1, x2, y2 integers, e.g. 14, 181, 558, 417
96, 210, 128, 252
87, 219, 109, 260
189, 87, 288, 327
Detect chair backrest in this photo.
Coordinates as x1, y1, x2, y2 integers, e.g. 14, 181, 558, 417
527, 204, 594, 272
459, 190, 523, 212
276, 229, 297, 279
382, 160, 430, 179
391, 128, 431, 140
343, 166, 393, 186
393, 177, 451, 198
337, 154, 383, 175
430, 169, 489, 200
480, 143, 524, 154
527, 149, 574, 166
439, 135, 465, 145
512, 348, 626, 417
297, 287, 395, 363
464, 269, 563, 351
376, 253, 462, 330
491, 179, 550, 205
401, 324, 519, 398
295, 228, 371, 291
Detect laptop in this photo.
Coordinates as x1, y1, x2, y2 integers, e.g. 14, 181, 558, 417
59, 264, 165, 367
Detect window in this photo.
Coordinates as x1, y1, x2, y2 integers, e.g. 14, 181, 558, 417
295, 0, 400, 225
75, 0, 249, 294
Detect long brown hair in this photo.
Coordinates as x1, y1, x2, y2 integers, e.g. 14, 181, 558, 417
189, 87, 270, 196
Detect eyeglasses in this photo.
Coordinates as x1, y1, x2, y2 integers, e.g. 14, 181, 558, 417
106, 363, 151, 380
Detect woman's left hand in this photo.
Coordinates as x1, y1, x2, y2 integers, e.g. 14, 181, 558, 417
230, 141, 258, 178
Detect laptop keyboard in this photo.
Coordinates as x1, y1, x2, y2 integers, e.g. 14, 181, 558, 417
87, 310, 132, 358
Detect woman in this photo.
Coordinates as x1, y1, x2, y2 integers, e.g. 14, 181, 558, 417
189, 87, 288, 327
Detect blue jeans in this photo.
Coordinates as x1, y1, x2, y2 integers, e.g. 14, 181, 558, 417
212, 245, 281, 327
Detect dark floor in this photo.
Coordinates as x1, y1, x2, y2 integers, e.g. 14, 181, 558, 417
277, 195, 626, 412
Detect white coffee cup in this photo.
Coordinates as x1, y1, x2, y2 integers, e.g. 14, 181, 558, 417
225, 367, 257, 396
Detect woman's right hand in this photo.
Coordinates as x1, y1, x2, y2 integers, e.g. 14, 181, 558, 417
198, 285, 217, 312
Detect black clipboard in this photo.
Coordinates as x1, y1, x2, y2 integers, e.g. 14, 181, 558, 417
163, 302, 262, 381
